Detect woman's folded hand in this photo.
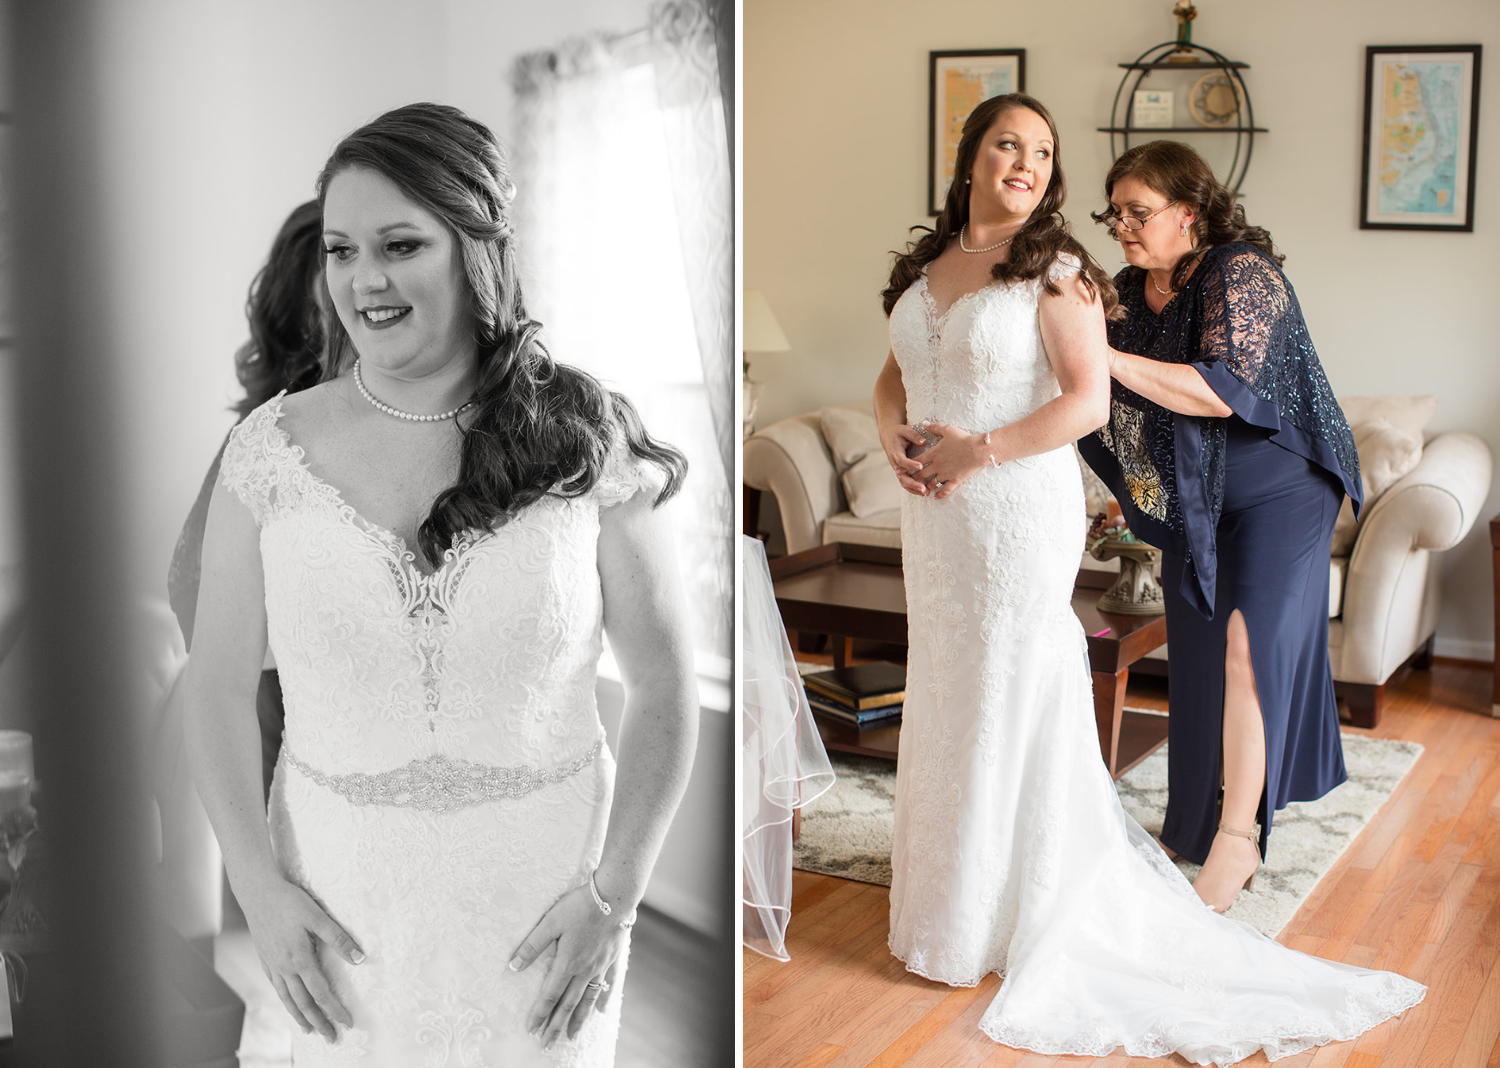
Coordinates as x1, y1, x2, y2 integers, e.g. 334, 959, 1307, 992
880, 421, 933, 496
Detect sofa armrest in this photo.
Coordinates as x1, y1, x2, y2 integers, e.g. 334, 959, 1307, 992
743, 413, 843, 555
1338, 431, 1493, 683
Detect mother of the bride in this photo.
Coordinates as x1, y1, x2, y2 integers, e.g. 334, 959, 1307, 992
1079, 140, 1361, 914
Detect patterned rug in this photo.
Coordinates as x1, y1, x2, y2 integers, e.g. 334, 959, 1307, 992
792, 726, 1423, 937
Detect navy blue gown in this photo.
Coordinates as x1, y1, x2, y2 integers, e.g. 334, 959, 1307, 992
1079, 243, 1360, 865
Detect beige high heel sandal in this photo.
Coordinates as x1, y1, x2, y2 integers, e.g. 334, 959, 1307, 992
1205, 820, 1261, 914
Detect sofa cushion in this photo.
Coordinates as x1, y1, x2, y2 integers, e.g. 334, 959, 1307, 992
820, 407, 903, 518
1330, 417, 1425, 555
1340, 395, 1436, 439
1329, 555, 1347, 618
822, 508, 901, 548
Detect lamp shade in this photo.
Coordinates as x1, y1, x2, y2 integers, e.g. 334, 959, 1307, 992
743, 289, 791, 353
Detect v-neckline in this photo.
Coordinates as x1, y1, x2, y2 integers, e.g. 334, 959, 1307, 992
918, 273, 998, 337
265, 394, 474, 581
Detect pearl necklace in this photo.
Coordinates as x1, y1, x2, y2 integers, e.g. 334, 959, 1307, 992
958, 224, 1016, 254
353, 359, 475, 423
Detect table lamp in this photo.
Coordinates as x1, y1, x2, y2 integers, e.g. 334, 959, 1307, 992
743, 289, 790, 440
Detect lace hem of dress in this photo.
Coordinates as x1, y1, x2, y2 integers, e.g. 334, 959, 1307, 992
283, 740, 603, 813
887, 934, 1003, 989
978, 973, 1425, 1066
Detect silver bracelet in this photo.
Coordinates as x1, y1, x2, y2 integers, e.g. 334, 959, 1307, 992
588, 869, 640, 931
983, 430, 999, 467
587, 869, 613, 916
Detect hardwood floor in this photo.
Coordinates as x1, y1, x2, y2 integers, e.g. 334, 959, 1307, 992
744, 660, 1500, 1068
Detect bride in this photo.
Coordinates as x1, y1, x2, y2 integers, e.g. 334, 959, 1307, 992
183, 103, 696, 1065
872, 92, 1424, 1064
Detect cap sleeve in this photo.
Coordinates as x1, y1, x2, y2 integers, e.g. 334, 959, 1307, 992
593, 432, 667, 509
1046, 251, 1084, 285
219, 393, 289, 527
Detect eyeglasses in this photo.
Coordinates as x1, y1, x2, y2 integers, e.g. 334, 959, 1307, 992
1102, 201, 1176, 232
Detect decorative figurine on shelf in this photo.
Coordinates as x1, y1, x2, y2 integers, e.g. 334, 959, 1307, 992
1088, 513, 1166, 616
1172, 1, 1198, 55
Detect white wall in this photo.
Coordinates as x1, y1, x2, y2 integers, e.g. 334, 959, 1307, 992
746, 0, 1500, 659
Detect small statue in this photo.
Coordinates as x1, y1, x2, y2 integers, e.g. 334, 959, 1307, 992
1089, 513, 1166, 616
1173, 1, 1197, 51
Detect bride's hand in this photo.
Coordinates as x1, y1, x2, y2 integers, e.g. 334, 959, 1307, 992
510, 884, 631, 1050
879, 422, 932, 496
913, 421, 993, 500
239, 874, 364, 1042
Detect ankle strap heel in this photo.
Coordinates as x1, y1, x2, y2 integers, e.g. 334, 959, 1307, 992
1216, 821, 1261, 895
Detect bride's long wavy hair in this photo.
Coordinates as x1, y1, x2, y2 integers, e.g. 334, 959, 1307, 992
882, 93, 1119, 319
317, 103, 687, 567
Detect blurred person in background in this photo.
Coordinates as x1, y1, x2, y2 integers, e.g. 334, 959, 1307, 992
166, 198, 328, 800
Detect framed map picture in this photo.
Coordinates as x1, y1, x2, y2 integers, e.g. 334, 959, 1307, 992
928, 49, 1026, 216
1360, 45, 1482, 231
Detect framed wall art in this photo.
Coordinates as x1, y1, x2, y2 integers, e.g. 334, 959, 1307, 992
1360, 44, 1482, 231
928, 49, 1025, 216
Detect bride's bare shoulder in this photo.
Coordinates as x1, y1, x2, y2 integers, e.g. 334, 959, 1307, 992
274, 377, 358, 447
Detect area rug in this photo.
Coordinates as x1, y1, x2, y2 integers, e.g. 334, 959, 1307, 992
792, 725, 1423, 937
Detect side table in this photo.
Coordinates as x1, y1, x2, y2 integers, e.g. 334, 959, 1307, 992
769, 543, 1171, 777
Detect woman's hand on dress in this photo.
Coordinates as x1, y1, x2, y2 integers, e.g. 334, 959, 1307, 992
239, 874, 364, 1042
879, 422, 931, 496
511, 884, 631, 1049
912, 421, 993, 499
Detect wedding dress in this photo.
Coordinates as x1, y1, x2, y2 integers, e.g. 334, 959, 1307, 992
886, 258, 1424, 1065
221, 393, 653, 1068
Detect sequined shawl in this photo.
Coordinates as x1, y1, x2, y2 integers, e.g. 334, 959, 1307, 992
1078, 243, 1361, 619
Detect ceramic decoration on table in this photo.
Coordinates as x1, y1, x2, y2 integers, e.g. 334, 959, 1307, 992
1088, 514, 1166, 616
0, 732, 32, 817
0, 730, 39, 935
0, 731, 37, 1042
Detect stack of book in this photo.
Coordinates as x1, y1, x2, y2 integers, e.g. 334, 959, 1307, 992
802, 662, 905, 728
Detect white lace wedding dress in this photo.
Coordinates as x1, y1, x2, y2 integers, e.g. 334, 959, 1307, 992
886, 259, 1424, 1065
221, 394, 653, 1068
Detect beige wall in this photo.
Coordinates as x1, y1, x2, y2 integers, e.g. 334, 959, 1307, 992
746, 0, 1500, 659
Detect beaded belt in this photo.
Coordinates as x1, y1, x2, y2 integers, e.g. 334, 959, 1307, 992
283, 740, 602, 814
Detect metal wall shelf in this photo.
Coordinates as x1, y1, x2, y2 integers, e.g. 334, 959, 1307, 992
1098, 126, 1267, 134
1118, 60, 1249, 71
1105, 41, 1262, 190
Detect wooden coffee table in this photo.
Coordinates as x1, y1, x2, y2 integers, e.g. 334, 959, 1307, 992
769, 542, 1170, 779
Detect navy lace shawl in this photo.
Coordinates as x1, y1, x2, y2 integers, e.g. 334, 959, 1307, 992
1078, 243, 1361, 619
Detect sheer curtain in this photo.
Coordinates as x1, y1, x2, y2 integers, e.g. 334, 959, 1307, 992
511, 0, 732, 675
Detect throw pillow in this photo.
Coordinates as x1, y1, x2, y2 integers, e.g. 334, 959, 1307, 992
819, 406, 903, 518
1339, 395, 1437, 440
1329, 417, 1424, 556
842, 452, 904, 518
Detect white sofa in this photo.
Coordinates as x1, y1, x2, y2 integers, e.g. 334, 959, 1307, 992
744, 400, 1493, 728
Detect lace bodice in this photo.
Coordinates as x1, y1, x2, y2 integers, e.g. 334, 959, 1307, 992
888, 260, 1077, 436
221, 394, 654, 779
